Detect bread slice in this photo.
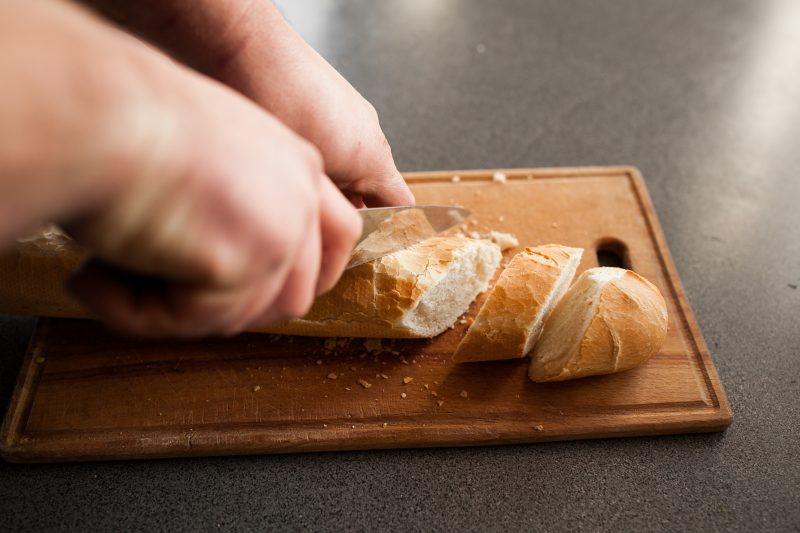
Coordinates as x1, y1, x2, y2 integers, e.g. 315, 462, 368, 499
453, 244, 583, 362
529, 267, 668, 382
258, 235, 502, 338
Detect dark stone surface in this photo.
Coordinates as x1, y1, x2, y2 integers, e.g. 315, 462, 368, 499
2, 0, 799, 530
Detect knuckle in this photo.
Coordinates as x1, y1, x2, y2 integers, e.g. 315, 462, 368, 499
363, 100, 380, 122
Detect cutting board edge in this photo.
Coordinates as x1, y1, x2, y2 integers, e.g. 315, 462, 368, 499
1, 405, 732, 463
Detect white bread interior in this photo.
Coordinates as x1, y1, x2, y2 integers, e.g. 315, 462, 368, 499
453, 244, 583, 362
257, 235, 502, 338
529, 267, 668, 382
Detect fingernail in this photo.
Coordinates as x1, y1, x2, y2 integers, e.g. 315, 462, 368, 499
403, 187, 416, 206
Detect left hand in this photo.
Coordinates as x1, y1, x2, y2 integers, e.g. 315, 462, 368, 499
82, 0, 416, 208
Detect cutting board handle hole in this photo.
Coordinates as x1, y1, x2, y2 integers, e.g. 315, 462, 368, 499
596, 238, 631, 270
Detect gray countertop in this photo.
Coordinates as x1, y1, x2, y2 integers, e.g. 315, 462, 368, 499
1, 0, 799, 531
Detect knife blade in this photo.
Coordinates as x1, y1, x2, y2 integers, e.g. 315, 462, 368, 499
345, 205, 471, 269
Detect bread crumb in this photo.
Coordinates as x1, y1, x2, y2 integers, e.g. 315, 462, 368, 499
423, 384, 429, 390
363, 338, 382, 353
358, 379, 373, 389
437, 400, 445, 407
403, 376, 414, 384
451, 175, 461, 182
489, 231, 519, 251
492, 171, 507, 183
400, 392, 407, 399
380, 373, 389, 379
327, 372, 338, 380
323, 424, 328, 428
382, 422, 388, 428
497, 215, 505, 222
351, 425, 355, 429
460, 390, 469, 399
316, 359, 323, 365
431, 391, 438, 397
345, 387, 351, 391
551, 222, 559, 228
252, 385, 261, 392
533, 424, 544, 431
459, 318, 467, 324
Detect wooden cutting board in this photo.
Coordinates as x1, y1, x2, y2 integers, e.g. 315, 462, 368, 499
0, 166, 732, 462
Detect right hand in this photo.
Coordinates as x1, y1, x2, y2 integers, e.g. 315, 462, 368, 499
64, 47, 362, 338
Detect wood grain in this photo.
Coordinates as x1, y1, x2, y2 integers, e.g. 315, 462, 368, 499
0, 166, 732, 462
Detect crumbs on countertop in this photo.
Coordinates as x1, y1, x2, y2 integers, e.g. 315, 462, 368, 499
492, 171, 507, 183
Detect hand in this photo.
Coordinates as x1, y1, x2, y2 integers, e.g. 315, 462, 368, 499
80, 0, 416, 208
67, 70, 363, 337
1, 1, 361, 337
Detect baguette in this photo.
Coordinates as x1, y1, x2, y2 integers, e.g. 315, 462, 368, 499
260, 234, 501, 338
529, 267, 668, 382
0, 227, 89, 318
453, 244, 583, 362
0, 230, 502, 339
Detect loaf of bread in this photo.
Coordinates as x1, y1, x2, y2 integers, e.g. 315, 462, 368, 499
529, 267, 668, 382
0, 229, 501, 338
453, 244, 583, 362
0, 227, 90, 318
259, 234, 501, 338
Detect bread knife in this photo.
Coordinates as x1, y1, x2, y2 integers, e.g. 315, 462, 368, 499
346, 205, 471, 269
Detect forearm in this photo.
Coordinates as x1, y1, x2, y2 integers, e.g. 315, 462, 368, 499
0, 1, 181, 245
